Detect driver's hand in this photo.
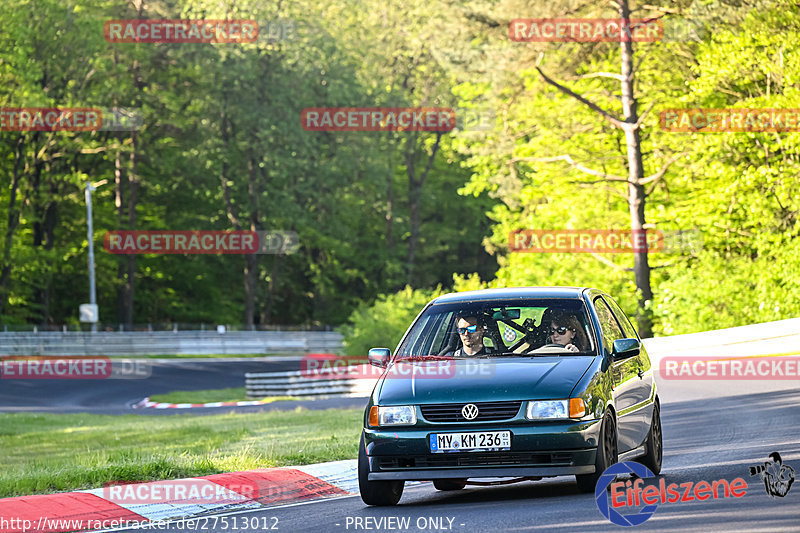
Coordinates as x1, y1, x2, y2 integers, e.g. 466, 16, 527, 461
565, 343, 579, 352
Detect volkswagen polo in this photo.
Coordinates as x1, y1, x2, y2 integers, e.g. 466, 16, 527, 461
358, 287, 662, 505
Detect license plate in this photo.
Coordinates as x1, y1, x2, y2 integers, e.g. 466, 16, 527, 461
429, 431, 511, 452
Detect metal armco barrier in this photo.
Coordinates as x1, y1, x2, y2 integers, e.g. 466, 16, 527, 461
642, 317, 800, 365
0, 331, 342, 356
245, 369, 376, 398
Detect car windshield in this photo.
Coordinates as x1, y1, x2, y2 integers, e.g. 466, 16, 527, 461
395, 298, 597, 359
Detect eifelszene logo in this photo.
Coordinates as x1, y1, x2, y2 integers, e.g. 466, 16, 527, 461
595, 462, 658, 527
595, 461, 748, 526
749, 452, 795, 498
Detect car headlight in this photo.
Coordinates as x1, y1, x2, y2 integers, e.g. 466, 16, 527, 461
369, 405, 417, 426
526, 399, 586, 420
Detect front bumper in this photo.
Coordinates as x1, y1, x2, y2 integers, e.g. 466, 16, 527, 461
369, 465, 594, 481
365, 418, 601, 481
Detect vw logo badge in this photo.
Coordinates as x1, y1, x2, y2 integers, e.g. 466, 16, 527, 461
461, 404, 479, 420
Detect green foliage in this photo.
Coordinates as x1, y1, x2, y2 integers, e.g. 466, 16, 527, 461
431, 0, 800, 335
0, 0, 497, 327
1, 0, 798, 337
339, 285, 446, 355
653, 243, 800, 334
339, 273, 496, 355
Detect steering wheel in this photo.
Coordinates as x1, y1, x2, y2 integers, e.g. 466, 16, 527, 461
528, 343, 572, 355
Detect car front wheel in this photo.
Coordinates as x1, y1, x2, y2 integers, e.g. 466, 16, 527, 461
575, 411, 618, 493
358, 433, 404, 506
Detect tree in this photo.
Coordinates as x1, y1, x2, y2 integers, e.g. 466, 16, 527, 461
528, 0, 686, 337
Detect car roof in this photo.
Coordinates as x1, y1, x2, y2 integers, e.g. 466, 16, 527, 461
432, 286, 593, 303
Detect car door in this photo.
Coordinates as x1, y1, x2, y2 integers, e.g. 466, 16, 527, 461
592, 296, 640, 453
602, 295, 654, 447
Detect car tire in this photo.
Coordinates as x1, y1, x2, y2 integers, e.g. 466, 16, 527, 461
433, 479, 467, 491
638, 401, 662, 475
358, 433, 404, 506
575, 411, 618, 493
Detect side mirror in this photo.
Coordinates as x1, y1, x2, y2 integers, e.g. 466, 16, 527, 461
612, 338, 640, 360
368, 347, 391, 368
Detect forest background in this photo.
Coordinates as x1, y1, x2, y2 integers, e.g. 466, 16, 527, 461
1, 0, 797, 354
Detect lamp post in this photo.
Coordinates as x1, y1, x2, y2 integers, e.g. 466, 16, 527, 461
85, 179, 107, 332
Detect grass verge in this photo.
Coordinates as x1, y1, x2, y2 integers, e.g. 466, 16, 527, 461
149, 387, 247, 403
0, 408, 362, 498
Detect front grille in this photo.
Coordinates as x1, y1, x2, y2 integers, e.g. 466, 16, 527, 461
378, 452, 574, 470
420, 401, 522, 422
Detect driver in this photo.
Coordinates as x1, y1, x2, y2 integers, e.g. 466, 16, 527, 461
447, 315, 495, 356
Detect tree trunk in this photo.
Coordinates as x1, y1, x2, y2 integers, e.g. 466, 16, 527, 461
29, 136, 48, 324
406, 184, 421, 286
385, 133, 396, 253
243, 154, 261, 328
0, 136, 26, 323
119, 0, 148, 328
405, 132, 443, 286
244, 253, 257, 328
618, 0, 653, 337
114, 145, 126, 324
39, 192, 57, 324
263, 254, 282, 325
386, 169, 394, 251
124, 131, 138, 327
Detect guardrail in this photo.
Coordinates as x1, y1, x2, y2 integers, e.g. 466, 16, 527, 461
642, 317, 800, 364
0, 331, 343, 356
0, 323, 334, 333
245, 368, 375, 398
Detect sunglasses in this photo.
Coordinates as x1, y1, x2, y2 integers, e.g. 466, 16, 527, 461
457, 325, 479, 335
550, 326, 572, 335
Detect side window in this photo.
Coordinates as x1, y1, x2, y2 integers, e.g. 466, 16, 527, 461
602, 296, 639, 340
593, 297, 625, 354
398, 314, 432, 356
430, 312, 453, 354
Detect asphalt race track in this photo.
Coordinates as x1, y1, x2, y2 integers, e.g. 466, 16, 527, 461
0, 358, 365, 415
100, 372, 800, 533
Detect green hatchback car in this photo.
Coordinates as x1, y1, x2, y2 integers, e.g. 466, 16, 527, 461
358, 287, 662, 506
